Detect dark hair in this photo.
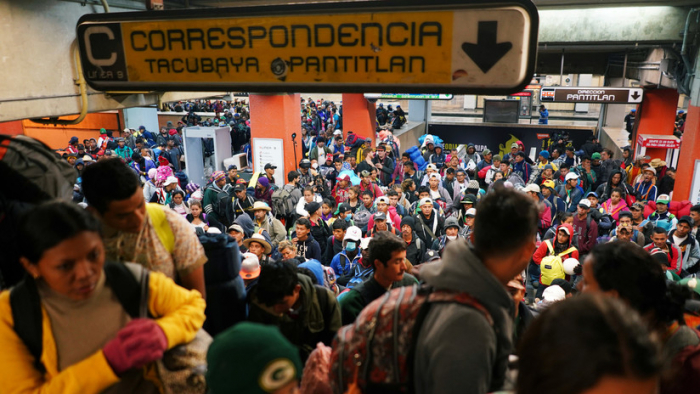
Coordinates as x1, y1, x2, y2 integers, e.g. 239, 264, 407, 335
172, 190, 185, 198
332, 219, 348, 231
581, 156, 591, 162
558, 211, 574, 223
189, 200, 202, 208
417, 186, 430, 196
560, 163, 570, 169
387, 190, 398, 198
135, 137, 144, 144
287, 171, 300, 182
82, 158, 141, 213
691, 204, 700, 214
368, 232, 407, 269
610, 187, 624, 197
296, 217, 311, 229
322, 198, 334, 209
473, 188, 537, 257
303, 186, 315, 195
517, 294, 661, 394
588, 242, 688, 326
361, 190, 374, 199
19, 201, 102, 264
256, 261, 299, 307
403, 160, 414, 168
652, 227, 668, 236
666, 167, 676, 173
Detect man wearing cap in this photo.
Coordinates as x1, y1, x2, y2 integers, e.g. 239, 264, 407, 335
574, 156, 597, 194
114, 138, 133, 162
644, 227, 683, 275
501, 142, 520, 165
367, 212, 397, 237
647, 194, 678, 233
572, 199, 598, 256
298, 159, 314, 187
431, 217, 463, 257
66, 136, 79, 154
232, 183, 255, 221
252, 201, 286, 250
476, 149, 493, 172
226, 165, 240, 187
414, 197, 444, 245
367, 196, 401, 229
669, 216, 700, 274
202, 171, 231, 225
122, 128, 136, 150
263, 163, 277, 186
372, 144, 395, 186
609, 222, 638, 245
633, 166, 657, 203
153, 176, 180, 205
426, 172, 453, 213
609, 211, 645, 247
524, 184, 552, 236
359, 169, 384, 198
309, 136, 332, 164
537, 150, 558, 173
398, 216, 426, 267
532, 223, 578, 298
628, 201, 654, 241
563, 146, 579, 168
479, 155, 501, 186
557, 172, 583, 212
330, 225, 362, 283
624, 108, 636, 136
338, 233, 419, 325
247, 261, 341, 362
541, 180, 565, 222
511, 152, 532, 182
228, 224, 246, 251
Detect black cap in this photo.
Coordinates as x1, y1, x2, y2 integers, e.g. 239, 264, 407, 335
679, 216, 695, 227
264, 163, 277, 170
228, 165, 238, 171
335, 204, 351, 215
234, 184, 246, 192
305, 201, 321, 214
374, 212, 387, 221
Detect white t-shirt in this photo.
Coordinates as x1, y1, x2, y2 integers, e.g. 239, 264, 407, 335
673, 234, 687, 249
429, 189, 441, 200
317, 147, 326, 164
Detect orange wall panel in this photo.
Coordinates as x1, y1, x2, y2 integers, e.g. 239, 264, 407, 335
634, 88, 679, 160
18, 112, 121, 150
342, 93, 376, 141
249, 93, 302, 176
673, 104, 700, 202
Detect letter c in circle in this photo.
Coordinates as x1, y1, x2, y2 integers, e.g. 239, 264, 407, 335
84, 26, 117, 66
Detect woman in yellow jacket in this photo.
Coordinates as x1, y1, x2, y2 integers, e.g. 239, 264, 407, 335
0, 201, 206, 394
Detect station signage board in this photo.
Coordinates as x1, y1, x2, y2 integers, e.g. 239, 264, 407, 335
76, 0, 538, 94
364, 93, 453, 100
540, 87, 643, 103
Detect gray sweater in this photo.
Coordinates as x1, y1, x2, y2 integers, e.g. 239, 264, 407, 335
414, 240, 514, 394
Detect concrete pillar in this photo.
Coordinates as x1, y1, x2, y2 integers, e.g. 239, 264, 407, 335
341, 94, 376, 141
408, 100, 432, 123
249, 93, 302, 182
673, 51, 700, 202
575, 74, 592, 113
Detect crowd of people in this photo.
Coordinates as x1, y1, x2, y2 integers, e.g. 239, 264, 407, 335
3, 96, 700, 394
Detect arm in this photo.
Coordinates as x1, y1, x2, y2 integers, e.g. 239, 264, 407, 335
179, 266, 206, 300
0, 292, 120, 394
168, 210, 208, 298
584, 220, 598, 254
532, 241, 549, 264
338, 290, 365, 326
311, 241, 322, 261
272, 219, 286, 248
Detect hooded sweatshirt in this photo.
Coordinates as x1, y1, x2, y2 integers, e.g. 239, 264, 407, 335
414, 241, 514, 394
532, 223, 579, 283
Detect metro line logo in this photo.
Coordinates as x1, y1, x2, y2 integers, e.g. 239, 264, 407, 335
76, 1, 538, 93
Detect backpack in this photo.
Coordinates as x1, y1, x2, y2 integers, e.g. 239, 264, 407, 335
207, 186, 233, 226
540, 240, 577, 285
329, 284, 492, 394
353, 210, 372, 233
271, 188, 294, 219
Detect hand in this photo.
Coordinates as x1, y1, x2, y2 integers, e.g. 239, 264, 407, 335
103, 319, 168, 376
292, 237, 298, 243
204, 225, 209, 231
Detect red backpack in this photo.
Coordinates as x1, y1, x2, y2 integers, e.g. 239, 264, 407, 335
329, 284, 492, 393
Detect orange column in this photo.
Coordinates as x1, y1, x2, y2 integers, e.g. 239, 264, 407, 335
249, 93, 302, 181
633, 88, 679, 160
342, 93, 376, 141
674, 104, 700, 202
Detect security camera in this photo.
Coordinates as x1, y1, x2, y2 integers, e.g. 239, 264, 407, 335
291, 133, 297, 140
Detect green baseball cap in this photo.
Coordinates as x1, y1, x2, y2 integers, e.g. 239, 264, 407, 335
207, 322, 302, 394
591, 152, 601, 160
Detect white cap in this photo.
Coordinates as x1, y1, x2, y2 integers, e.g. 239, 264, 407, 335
523, 184, 541, 193
542, 285, 566, 302
578, 199, 591, 208
429, 173, 441, 181
565, 172, 579, 181
360, 237, 371, 249
376, 196, 389, 205
240, 252, 261, 280
426, 164, 437, 171
466, 208, 477, 217
333, 130, 342, 135
163, 176, 179, 186
344, 226, 362, 241
123, 128, 130, 133
419, 197, 433, 207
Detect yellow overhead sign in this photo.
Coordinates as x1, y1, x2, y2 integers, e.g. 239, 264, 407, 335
77, 0, 538, 93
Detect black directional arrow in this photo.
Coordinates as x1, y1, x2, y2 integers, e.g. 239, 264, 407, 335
630, 91, 641, 100
462, 21, 513, 74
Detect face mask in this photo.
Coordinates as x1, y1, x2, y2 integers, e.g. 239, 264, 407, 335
447, 235, 457, 241
346, 241, 357, 252
345, 214, 353, 221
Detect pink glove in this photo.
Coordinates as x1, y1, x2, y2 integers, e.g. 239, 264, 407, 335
103, 318, 168, 376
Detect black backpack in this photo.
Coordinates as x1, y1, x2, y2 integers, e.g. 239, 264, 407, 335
207, 186, 233, 226
10, 262, 149, 374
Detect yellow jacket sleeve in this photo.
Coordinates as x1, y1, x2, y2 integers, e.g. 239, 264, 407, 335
147, 271, 206, 349
0, 291, 119, 394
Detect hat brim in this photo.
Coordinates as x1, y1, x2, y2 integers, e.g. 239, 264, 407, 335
241, 267, 261, 280
242, 239, 272, 255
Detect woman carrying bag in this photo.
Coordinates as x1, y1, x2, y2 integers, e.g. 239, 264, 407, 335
0, 201, 206, 394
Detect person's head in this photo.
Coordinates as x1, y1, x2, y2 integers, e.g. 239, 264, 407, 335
538, 150, 549, 163
256, 261, 301, 314
295, 218, 311, 240
316, 137, 326, 148
444, 167, 455, 180
376, 144, 387, 159
428, 173, 440, 189
368, 233, 407, 284
557, 226, 570, 245
560, 212, 574, 225
374, 213, 388, 231
617, 224, 633, 242
565, 146, 575, 157
666, 168, 676, 180
517, 294, 660, 394
582, 242, 687, 328
655, 195, 669, 214
618, 211, 633, 227
445, 218, 460, 239
302, 186, 315, 203
510, 143, 518, 155
278, 240, 297, 261
499, 162, 509, 173
551, 148, 560, 159
676, 217, 693, 238
82, 158, 145, 233
514, 152, 524, 163
189, 200, 203, 218
577, 199, 591, 217
690, 205, 700, 227
610, 188, 623, 205
473, 188, 538, 284
332, 219, 347, 241
387, 190, 400, 207
643, 168, 655, 182
18, 201, 104, 301
651, 227, 668, 249
322, 199, 333, 216
172, 190, 184, 205
228, 166, 238, 179
253, 206, 271, 221
417, 186, 430, 200
206, 321, 302, 394
375, 196, 389, 213
361, 190, 374, 207
228, 223, 244, 244
449, 155, 460, 167
348, 186, 359, 201
456, 169, 467, 183
419, 197, 433, 217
